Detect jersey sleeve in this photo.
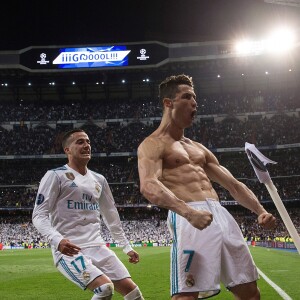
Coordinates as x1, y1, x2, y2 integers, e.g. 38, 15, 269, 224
99, 177, 133, 254
32, 170, 64, 250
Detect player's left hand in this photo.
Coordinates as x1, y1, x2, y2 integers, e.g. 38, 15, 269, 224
127, 250, 140, 264
258, 212, 276, 230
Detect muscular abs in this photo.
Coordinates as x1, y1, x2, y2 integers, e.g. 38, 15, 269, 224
160, 139, 219, 202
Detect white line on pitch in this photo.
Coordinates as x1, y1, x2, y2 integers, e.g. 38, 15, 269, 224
257, 267, 292, 300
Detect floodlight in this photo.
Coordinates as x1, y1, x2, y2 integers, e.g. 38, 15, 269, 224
235, 40, 264, 55
235, 26, 297, 56
265, 27, 296, 53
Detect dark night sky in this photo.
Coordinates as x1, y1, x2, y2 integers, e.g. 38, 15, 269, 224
0, 0, 300, 50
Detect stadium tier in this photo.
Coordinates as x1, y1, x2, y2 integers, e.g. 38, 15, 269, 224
0, 40, 299, 250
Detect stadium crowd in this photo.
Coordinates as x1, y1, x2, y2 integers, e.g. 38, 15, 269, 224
0, 114, 300, 155
0, 98, 300, 156
0, 89, 298, 122
0, 173, 299, 208
1, 88, 299, 251
1, 206, 299, 249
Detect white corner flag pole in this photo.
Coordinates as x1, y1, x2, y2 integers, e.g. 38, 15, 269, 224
245, 142, 300, 255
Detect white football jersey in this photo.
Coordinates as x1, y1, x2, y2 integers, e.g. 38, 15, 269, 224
32, 164, 130, 263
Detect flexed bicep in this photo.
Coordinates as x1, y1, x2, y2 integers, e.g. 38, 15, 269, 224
202, 144, 268, 215
203, 147, 239, 192
137, 137, 178, 206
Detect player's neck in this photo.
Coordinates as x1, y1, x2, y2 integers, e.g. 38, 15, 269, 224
67, 161, 88, 175
158, 114, 184, 141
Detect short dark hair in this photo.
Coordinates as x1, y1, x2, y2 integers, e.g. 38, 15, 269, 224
158, 74, 194, 106
62, 129, 85, 149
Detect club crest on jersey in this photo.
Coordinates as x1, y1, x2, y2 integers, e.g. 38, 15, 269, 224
82, 271, 90, 282
65, 172, 75, 181
185, 274, 195, 287
95, 183, 101, 193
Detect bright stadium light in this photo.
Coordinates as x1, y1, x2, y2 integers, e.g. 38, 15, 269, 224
235, 40, 252, 54
265, 27, 296, 53
235, 26, 296, 56
235, 39, 265, 55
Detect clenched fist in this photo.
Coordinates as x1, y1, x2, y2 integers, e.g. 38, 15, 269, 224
258, 212, 276, 230
186, 209, 213, 230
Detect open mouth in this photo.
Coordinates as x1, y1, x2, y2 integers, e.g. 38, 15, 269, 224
191, 110, 197, 118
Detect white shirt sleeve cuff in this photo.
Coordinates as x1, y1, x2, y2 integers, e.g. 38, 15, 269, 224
122, 244, 134, 254
51, 235, 64, 251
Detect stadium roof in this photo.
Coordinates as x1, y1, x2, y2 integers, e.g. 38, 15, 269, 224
1, 0, 300, 51
264, 0, 300, 7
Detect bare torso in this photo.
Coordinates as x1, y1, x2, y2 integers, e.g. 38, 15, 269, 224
157, 136, 219, 202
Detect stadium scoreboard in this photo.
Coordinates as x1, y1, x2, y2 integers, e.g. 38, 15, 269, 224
19, 42, 169, 71
0, 40, 260, 73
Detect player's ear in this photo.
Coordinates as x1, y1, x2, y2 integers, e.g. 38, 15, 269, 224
163, 98, 173, 108
64, 146, 70, 154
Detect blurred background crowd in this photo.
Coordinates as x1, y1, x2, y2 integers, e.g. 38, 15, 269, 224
1, 51, 299, 249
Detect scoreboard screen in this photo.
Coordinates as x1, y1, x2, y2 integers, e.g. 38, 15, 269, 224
19, 42, 169, 71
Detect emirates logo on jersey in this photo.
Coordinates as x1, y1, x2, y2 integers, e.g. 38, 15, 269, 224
65, 172, 75, 180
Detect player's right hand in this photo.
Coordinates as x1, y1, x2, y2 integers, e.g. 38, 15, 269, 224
186, 209, 213, 230
58, 238, 81, 256
127, 250, 140, 264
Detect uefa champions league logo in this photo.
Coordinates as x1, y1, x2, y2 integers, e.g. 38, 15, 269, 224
137, 48, 149, 61
37, 53, 50, 65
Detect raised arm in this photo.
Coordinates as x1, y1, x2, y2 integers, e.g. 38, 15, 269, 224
138, 137, 213, 230
202, 146, 276, 229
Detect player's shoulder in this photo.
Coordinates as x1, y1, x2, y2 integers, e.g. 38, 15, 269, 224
42, 165, 65, 176
187, 137, 205, 148
188, 138, 212, 154
43, 165, 70, 181
47, 165, 68, 176
50, 165, 68, 172
139, 133, 166, 147
138, 134, 165, 156
89, 169, 105, 182
39, 166, 65, 184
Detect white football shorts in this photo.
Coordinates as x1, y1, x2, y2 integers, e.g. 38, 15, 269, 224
57, 245, 131, 290
167, 199, 259, 298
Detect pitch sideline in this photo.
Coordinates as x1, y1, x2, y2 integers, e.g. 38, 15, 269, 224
257, 267, 292, 300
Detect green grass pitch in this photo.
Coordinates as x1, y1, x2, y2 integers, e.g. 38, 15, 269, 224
0, 246, 299, 299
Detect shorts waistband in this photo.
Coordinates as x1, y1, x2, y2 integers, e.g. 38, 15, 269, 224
186, 199, 220, 207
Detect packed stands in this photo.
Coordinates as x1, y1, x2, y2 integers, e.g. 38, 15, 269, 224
1, 56, 299, 248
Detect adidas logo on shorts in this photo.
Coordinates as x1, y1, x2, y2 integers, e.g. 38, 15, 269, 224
70, 182, 78, 187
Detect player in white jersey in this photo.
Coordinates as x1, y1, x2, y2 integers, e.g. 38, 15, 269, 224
33, 129, 144, 300
138, 74, 276, 300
